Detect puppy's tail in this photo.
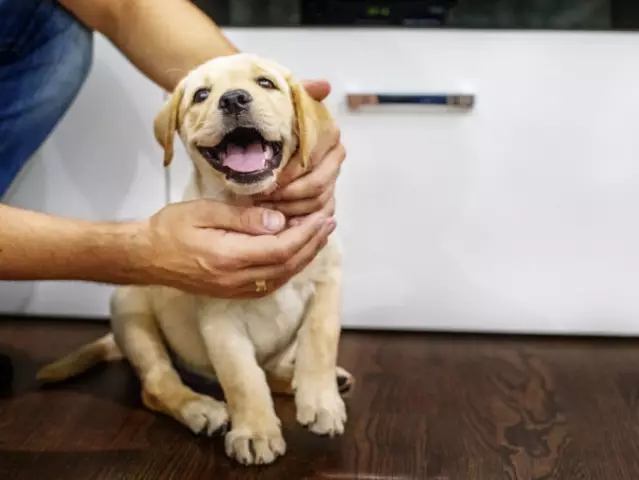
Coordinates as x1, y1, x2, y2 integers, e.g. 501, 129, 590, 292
36, 333, 123, 383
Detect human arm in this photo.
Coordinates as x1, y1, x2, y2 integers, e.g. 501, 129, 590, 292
59, 0, 238, 92
0, 202, 334, 297
0, 204, 144, 283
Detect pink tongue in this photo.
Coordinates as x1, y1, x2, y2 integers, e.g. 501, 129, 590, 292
223, 143, 266, 173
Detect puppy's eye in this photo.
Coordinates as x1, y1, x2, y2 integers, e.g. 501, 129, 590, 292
193, 87, 211, 104
256, 77, 276, 90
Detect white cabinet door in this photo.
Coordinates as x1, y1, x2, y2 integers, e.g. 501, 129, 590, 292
8, 29, 639, 336
1, 35, 166, 318
170, 29, 639, 335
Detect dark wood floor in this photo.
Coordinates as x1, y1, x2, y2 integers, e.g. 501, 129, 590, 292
2, 319, 639, 479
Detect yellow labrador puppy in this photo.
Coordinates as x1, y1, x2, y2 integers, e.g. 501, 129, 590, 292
37, 53, 352, 466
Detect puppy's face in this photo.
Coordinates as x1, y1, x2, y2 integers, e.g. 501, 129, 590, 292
155, 53, 332, 196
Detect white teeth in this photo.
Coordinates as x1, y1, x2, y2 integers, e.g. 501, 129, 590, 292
264, 144, 273, 160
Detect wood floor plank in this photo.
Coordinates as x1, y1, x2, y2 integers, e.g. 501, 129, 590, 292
1, 318, 639, 479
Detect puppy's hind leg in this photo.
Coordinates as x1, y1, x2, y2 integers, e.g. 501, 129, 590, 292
264, 342, 355, 397
111, 287, 229, 436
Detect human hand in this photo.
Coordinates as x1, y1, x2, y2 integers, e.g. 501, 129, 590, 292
133, 199, 335, 298
255, 80, 346, 224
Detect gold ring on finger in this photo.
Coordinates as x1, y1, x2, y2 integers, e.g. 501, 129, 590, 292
255, 280, 268, 293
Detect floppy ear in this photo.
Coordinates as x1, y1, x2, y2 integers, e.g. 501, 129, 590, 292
288, 77, 334, 169
154, 83, 186, 168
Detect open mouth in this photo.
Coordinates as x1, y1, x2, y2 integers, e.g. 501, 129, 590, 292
197, 127, 283, 184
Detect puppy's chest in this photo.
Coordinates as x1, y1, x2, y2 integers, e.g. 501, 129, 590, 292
244, 279, 315, 359
201, 274, 316, 361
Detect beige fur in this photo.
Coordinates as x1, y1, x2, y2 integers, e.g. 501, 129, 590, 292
37, 53, 352, 466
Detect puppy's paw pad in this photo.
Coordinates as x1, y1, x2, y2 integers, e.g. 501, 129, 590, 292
225, 425, 286, 465
296, 387, 347, 437
180, 396, 229, 436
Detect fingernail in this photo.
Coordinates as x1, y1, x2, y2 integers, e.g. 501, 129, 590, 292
289, 218, 302, 227
260, 202, 274, 209
325, 218, 337, 233
263, 210, 285, 231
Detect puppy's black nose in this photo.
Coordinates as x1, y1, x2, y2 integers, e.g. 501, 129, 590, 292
218, 89, 253, 115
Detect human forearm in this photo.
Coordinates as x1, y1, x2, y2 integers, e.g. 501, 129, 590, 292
0, 199, 332, 299
0, 205, 147, 284
107, 0, 239, 91
61, 0, 238, 92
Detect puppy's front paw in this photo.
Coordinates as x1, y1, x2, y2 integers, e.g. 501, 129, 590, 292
295, 379, 347, 437
225, 418, 286, 465
179, 395, 229, 436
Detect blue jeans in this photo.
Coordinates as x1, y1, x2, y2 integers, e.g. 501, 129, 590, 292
0, 0, 93, 198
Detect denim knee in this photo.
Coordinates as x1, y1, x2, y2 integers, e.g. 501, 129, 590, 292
0, 1, 94, 198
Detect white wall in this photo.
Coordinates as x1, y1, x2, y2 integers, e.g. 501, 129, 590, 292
5, 29, 639, 336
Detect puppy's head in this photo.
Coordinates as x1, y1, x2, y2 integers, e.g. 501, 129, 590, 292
155, 53, 332, 196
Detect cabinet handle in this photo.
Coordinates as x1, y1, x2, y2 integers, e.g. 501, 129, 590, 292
346, 93, 474, 111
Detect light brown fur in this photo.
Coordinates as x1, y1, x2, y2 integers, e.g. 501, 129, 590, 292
37, 53, 352, 466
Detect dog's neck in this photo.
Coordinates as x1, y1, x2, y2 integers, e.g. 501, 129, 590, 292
184, 169, 256, 207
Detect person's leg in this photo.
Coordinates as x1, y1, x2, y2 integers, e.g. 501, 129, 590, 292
0, 0, 93, 199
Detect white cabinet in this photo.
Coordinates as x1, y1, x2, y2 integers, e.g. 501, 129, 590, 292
6, 29, 639, 336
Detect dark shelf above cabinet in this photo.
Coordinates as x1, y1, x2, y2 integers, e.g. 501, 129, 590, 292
192, 0, 639, 31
